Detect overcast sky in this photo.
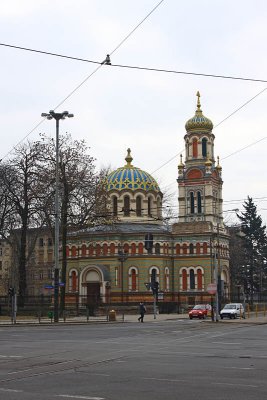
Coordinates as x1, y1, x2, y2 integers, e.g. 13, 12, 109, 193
1, 0, 267, 225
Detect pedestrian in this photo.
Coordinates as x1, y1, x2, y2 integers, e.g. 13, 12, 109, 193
138, 302, 146, 322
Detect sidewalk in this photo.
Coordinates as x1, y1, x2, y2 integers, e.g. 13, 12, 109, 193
0, 312, 267, 326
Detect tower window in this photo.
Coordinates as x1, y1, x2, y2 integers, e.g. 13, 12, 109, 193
148, 197, 152, 217
197, 191, 202, 213
202, 138, 207, 157
192, 138, 198, 158
190, 192, 195, 214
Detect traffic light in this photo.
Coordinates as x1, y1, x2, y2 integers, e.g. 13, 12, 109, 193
152, 281, 159, 296
8, 287, 15, 297
144, 233, 153, 253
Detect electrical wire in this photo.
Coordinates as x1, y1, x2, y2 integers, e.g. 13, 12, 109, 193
0, 0, 165, 160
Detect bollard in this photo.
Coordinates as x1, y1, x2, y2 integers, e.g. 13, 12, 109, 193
86, 307, 89, 322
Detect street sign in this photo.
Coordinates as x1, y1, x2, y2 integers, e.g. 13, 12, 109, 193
44, 285, 54, 289
207, 283, 217, 294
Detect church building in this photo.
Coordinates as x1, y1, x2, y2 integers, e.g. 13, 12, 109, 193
64, 92, 230, 311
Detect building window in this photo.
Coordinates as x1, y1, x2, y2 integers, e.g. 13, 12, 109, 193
123, 196, 130, 216
197, 268, 203, 290
89, 245, 94, 256
197, 191, 202, 213
131, 243, 136, 255
129, 268, 138, 291
110, 243, 115, 255
182, 243, 187, 254
71, 246, 77, 257
196, 243, 201, 254
148, 197, 152, 217
189, 243, 194, 254
176, 244, 180, 255
136, 196, 142, 216
151, 268, 157, 286
165, 267, 169, 291
189, 269, 195, 289
103, 243, 108, 255
81, 244, 87, 256
138, 243, 143, 255
39, 238, 44, 247
113, 196, 118, 216
48, 238, 53, 246
155, 243, 160, 255
202, 138, 207, 157
182, 269, 187, 290
190, 192, 194, 214
192, 138, 198, 158
96, 244, 101, 256
203, 242, 208, 254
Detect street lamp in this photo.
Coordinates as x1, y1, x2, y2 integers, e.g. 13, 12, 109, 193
41, 110, 74, 322
118, 247, 128, 303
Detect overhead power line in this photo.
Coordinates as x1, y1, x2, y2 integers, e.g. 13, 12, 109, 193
1, 41, 267, 84
0, 0, 165, 160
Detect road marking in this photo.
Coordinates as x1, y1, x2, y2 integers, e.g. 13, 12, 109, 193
212, 342, 242, 345
0, 355, 22, 358
0, 388, 23, 392
56, 395, 104, 400
144, 377, 187, 383
211, 382, 258, 388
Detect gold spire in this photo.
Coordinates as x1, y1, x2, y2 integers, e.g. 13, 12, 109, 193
178, 154, 184, 168
216, 156, 222, 170
125, 148, 133, 167
196, 91, 202, 113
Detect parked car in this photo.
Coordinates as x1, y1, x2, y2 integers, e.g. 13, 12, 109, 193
188, 304, 211, 319
220, 303, 245, 319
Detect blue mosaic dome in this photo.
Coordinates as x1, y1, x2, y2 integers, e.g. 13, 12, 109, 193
185, 91, 213, 132
106, 149, 160, 192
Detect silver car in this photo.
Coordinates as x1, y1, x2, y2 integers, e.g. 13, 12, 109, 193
220, 303, 245, 319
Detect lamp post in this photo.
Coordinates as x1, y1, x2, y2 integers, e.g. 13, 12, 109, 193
41, 110, 74, 322
118, 247, 128, 303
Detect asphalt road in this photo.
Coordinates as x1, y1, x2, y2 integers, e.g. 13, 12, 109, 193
0, 319, 267, 400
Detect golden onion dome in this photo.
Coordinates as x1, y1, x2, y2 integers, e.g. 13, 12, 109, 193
185, 91, 213, 132
106, 148, 161, 192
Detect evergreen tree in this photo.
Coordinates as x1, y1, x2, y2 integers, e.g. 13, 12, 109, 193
237, 196, 267, 303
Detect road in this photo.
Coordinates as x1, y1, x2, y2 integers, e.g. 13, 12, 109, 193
0, 319, 267, 400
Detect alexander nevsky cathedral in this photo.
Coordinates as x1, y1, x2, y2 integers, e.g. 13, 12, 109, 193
58, 92, 230, 311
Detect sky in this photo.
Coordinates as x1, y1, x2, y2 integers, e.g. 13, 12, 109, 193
0, 0, 267, 226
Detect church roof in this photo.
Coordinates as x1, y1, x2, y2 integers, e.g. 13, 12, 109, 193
71, 222, 170, 236
185, 91, 213, 132
106, 148, 161, 192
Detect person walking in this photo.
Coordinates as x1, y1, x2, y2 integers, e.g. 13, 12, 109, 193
138, 302, 146, 322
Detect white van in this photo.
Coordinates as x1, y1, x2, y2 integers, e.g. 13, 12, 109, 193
220, 303, 245, 319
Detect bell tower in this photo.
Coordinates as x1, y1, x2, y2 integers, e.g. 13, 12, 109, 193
177, 92, 224, 227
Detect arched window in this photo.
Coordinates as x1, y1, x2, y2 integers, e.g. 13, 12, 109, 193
148, 197, 152, 217
95, 244, 101, 256
131, 243, 136, 255
151, 268, 157, 284
66, 246, 70, 257
103, 243, 108, 255
138, 243, 143, 254
70, 270, 77, 292
182, 269, 187, 290
189, 243, 194, 254
165, 267, 169, 291
192, 138, 198, 158
123, 243, 129, 254
113, 196, 118, 216
197, 268, 203, 290
81, 244, 87, 256
203, 242, 208, 254
136, 196, 142, 216
182, 243, 187, 254
202, 138, 207, 157
89, 244, 94, 256
69, 271, 78, 292
124, 195, 130, 216
196, 243, 201, 254
190, 192, 195, 214
110, 243, 115, 255
129, 268, 137, 291
155, 243, 160, 254
71, 246, 77, 257
176, 244, 181, 255
189, 269, 195, 289
197, 191, 202, 213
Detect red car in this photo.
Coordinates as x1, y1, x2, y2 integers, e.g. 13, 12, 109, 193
188, 304, 210, 319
